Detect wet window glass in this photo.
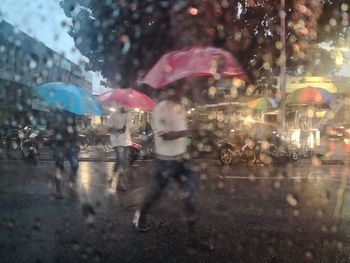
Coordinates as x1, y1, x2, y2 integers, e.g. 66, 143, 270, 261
1, 0, 350, 261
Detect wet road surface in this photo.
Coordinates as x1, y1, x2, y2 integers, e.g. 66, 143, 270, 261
1, 160, 350, 262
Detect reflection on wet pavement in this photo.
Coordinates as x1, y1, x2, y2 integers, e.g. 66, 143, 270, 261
2, 161, 350, 262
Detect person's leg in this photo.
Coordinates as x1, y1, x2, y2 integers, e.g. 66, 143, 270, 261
301, 137, 307, 157
109, 147, 120, 190
115, 146, 128, 191
119, 146, 130, 190
173, 160, 213, 251
52, 147, 65, 199
66, 146, 79, 197
134, 159, 170, 230
172, 161, 196, 229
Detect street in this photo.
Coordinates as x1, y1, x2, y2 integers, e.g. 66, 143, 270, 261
1, 159, 350, 263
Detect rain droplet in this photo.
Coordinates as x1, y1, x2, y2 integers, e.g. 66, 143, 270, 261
304, 251, 313, 260
286, 194, 298, 207
82, 203, 95, 225
274, 181, 281, 188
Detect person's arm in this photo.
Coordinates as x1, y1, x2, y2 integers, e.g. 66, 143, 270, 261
108, 126, 126, 133
106, 113, 126, 133
159, 130, 190, 140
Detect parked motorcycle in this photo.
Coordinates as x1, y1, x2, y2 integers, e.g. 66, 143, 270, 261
217, 132, 256, 165
1, 128, 20, 150
256, 132, 300, 165
19, 125, 87, 164
129, 132, 154, 164
19, 126, 40, 164
1, 127, 21, 158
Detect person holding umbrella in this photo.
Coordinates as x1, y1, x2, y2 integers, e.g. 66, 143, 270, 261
35, 82, 102, 199
106, 105, 132, 191
98, 88, 156, 192
132, 45, 249, 251
133, 87, 213, 251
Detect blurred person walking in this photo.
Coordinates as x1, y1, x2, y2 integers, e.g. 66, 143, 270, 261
133, 89, 213, 251
299, 115, 309, 157
47, 109, 79, 199
107, 106, 132, 191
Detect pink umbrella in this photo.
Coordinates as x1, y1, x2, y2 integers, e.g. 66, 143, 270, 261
140, 46, 248, 89
98, 88, 156, 111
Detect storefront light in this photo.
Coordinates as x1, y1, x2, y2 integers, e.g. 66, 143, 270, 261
244, 116, 254, 124
291, 129, 300, 147
309, 133, 315, 149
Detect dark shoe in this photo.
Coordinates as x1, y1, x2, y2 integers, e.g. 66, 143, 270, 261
190, 239, 214, 252
54, 192, 64, 199
117, 183, 128, 192
134, 224, 149, 233
133, 210, 148, 233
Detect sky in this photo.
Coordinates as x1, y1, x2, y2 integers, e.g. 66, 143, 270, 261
0, 0, 109, 94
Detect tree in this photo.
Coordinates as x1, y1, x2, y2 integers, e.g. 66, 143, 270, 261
60, 0, 174, 87
61, 0, 341, 88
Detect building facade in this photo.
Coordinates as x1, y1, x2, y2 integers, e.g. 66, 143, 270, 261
0, 20, 92, 124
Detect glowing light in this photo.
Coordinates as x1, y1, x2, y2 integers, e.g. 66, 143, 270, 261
208, 86, 217, 97
341, 3, 349, 11
188, 7, 198, 15
135, 108, 140, 112
233, 78, 242, 88
335, 52, 344, 65
330, 18, 337, 27
244, 116, 254, 124
109, 107, 116, 112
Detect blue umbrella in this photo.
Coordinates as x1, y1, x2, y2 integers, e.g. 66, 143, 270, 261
34, 82, 102, 116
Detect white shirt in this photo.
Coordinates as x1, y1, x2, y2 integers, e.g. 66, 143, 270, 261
152, 100, 188, 158
107, 110, 132, 147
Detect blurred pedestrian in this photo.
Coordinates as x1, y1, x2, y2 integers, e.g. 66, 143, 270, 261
133, 89, 213, 251
253, 121, 266, 142
299, 115, 309, 157
47, 109, 79, 199
107, 106, 132, 191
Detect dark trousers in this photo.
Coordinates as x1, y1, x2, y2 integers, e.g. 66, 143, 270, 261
114, 146, 130, 171
53, 146, 79, 180
140, 158, 196, 224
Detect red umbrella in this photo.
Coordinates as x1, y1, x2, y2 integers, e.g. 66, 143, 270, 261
98, 88, 156, 111
140, 46, 248, 89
